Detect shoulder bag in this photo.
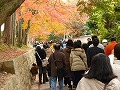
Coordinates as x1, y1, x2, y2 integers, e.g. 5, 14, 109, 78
36, 51, 48, 67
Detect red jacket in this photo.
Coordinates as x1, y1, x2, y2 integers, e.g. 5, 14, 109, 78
105, 41, 117, 56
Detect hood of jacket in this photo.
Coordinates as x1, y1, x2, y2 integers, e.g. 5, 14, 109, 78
71, 48, 84, 56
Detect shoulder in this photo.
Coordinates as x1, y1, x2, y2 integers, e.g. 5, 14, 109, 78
81, 77, 92, 82
77, 77, 94, 89
59, 52, 65, 56
98, 43, 104, 50
108, 78, 120, 87
89, 44, 93, 48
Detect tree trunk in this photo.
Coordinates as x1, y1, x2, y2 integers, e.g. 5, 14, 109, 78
22, 20, 30, 45
3, 16, 12, 46
17, 19, 22, 47
0, 25, 1, 44
11, 12, 16, 46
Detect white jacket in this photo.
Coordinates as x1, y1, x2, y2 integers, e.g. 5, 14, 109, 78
112, 60, 120, 81
76, 77, 120, 90
109, 54, 120, 81
89, 43, 104, 50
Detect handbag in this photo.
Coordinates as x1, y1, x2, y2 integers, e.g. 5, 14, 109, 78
42, 58, 48, 67
53, 53, 66, 78
36, 51, 48, 67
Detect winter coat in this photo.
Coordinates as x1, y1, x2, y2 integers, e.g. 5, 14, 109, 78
35, 47, 47, 73
110, 59, 120, 81
105, 41, 117, 56
63, 46, 72, 77
48, 51, 66, 77
70, 48, 88, 71
35, 49, 46, 66
87, 47, 104, 67
76, 77, 120, 90
109, 55, 120, 81
63, 46, 72, 70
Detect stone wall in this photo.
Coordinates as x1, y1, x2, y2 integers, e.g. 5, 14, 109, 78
0, 49, 36, 90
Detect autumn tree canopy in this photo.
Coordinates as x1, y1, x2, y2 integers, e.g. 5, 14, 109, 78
16, 0, 88, 41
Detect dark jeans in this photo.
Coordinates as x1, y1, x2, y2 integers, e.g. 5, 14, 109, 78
71, 70, 85, 87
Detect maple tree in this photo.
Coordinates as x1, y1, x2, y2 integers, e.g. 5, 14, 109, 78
16, 0, 88, 42
0, 0, 89, 62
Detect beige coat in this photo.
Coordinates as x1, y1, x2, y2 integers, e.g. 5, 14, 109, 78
70, 48, 88, 71
76, 77, 120, 90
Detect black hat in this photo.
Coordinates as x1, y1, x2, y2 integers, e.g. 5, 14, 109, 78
110, 37, 116, 41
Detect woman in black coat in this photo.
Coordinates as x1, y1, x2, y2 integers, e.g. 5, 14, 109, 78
35, 46, 47, 84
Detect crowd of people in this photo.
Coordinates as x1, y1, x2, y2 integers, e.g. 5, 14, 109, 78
30, 35, 120, 90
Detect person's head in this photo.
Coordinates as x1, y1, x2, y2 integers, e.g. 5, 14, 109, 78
93, 38, 99, 47
82, 43, 88, 53
102, 39, 108, 47
36, 45, 41, 51
91, 35, 98, 41
110, 37, 116, 42
87, 38, 91, 42
114, 44, 120, 60
53, 44, 60, 51
43, 44, 47, 49
66, 39, 73, 47
85, 53, 117, 83
73, 40, 82, 48
87, 41, 92, 46
32, 63, 36, 66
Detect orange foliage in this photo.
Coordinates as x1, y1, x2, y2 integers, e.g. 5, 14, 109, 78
16, 0, 88, 40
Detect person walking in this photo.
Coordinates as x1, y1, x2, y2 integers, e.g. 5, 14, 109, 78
87, 38, 104, 68
35, 46, 47, 84
70, 40, 88, 88
105, 37, 117, 56
76, 53, 120, 90
63, 39, 73, 89
109, 44, 120, 80
44, 44, 53, 87
48, 44, 66, 90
